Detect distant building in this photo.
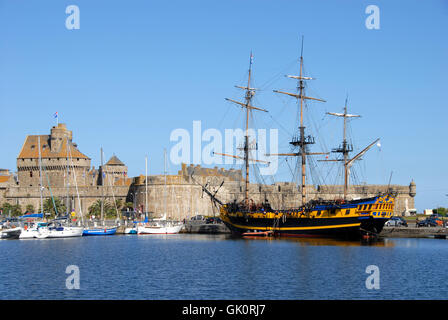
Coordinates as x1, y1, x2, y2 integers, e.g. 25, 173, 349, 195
100, 155, 130, 187
16, 123, 94, 188
0, 123, 417, 220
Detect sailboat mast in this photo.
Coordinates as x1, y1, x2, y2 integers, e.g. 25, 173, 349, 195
100, 147, 104, 222
164, 148, 167, 218
145, 156, 148, 218
38, 136, 44, 214
66, 138, 70, 214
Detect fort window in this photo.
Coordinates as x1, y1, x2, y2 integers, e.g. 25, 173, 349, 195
30, 171, 33, 177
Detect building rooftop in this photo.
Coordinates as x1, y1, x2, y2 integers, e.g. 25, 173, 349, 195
17, 135, 89, 160
105, 155, 125, 166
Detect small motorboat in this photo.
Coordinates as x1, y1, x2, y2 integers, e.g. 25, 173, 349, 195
242, 230, 274, 238
1, 227, 22, 239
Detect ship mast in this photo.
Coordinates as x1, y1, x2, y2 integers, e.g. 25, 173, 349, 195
326, 96, 360, 199
215, 52, 268, 209
272, 37, 326, 205
325, 97, 379, 200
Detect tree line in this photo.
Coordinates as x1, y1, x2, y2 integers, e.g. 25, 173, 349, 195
0, 198, 134, 219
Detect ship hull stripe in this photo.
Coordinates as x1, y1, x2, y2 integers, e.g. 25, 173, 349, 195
224, 221, 360, 231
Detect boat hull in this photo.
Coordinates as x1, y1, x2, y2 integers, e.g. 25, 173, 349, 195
124, 227, 137, 234
222, 215, 363, 239
19, 229, 50, 239
82, 227, 117, 236
1, 227, 22, 240
137, 224, 183, 234
220, 194, 395, 240
47, 227, 84, 238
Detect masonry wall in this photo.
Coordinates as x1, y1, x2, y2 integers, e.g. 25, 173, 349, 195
130, 176, 416, 221
17, 157, 93, 188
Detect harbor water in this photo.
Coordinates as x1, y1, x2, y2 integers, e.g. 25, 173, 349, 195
1, 234, 447, 300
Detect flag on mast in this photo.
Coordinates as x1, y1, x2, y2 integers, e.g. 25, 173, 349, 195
54, 112, 58, 125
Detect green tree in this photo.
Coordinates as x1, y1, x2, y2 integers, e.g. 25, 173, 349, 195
25, 204, 35, 213
107, 200, 120, 219
434, 207, 448, 216
88, 199, 103, 217
43, 197, 66, 217
115, 199, 123, 211
124, 202, 134, 210
88, 199, 119, 219
1, 203, 22, 217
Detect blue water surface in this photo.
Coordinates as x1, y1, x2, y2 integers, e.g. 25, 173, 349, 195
1, 235, 447, 300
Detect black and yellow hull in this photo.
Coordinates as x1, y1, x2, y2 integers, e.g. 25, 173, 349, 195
220, 194, 395, 240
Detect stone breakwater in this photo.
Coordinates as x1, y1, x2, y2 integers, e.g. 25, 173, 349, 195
380, 226, 447, 239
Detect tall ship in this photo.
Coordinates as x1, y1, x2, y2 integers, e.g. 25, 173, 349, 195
196, 40, 395, 240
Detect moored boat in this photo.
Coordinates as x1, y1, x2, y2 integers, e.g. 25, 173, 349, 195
82, 148, 118, 236
137, 150, 184, 235
19, 222, 50, 239
1, 227, 22, 239
194, 43, 395, 241
137, 214, 184, 234
124, 222, 138, 234
83, 227, 117, 236
46, 218, 84, 238
137, 222, 184, 235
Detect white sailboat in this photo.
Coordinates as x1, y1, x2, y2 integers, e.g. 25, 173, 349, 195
137, 150, 184, 234
19, 217, 50, 239
19, 137, 50, 239
46, 138, 84, 238
83, 148, 117, 236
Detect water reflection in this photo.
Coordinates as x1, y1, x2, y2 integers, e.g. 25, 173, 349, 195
237, 236, 395, 247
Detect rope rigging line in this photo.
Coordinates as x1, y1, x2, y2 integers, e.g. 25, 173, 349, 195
42, 164, 58, 216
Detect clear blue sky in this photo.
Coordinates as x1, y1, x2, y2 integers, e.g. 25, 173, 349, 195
0, 0, 447, 211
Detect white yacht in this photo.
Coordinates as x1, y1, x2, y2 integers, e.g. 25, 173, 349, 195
46, 219, 84, 238
19, 221, 50, 239
137, 214, 184, 234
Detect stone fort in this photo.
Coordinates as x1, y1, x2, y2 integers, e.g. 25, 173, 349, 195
0, 124, 417, 220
